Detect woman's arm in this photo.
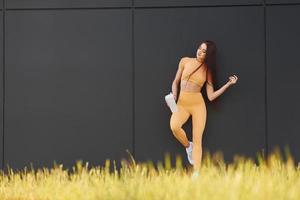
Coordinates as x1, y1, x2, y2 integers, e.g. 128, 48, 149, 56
206, 82, 230, 101
171, 57, 189, 101
206, 70, 238, 101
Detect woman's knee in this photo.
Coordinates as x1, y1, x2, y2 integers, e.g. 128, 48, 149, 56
170, 120, 182, 133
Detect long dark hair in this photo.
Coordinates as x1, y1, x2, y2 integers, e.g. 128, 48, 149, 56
183, 40, 220, 110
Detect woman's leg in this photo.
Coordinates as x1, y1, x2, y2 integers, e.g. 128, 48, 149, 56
191, 104, 207, 171
169, 104, 191, 148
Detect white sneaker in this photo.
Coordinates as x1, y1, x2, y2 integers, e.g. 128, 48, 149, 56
185, 141, 193, 165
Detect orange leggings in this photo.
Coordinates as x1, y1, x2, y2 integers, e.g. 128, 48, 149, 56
169, 91, 207, 170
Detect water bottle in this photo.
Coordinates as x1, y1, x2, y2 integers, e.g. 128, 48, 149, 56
165, 92, 178, 113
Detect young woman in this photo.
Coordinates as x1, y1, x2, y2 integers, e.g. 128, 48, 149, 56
168, 40, 238, 179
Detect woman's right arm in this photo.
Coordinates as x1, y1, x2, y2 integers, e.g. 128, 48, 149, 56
172, 57, 188, 101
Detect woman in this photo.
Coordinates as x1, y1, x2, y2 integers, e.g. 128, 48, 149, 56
168, 40, 238, 179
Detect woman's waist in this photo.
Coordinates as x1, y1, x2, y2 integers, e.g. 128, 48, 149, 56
180, 90, 202, 95
177, 90, 205, 105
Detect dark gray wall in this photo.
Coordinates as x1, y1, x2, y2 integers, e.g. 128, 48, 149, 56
0, 11, 3, 169
4, 10, 133, 170
266, 5, 300, 162
134, 0, 262, 7
7, 0, 131, 9
266, 0, 300, 3
1, 0, 300, 171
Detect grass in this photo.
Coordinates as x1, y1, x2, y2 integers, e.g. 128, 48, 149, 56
0, 146, 299, 200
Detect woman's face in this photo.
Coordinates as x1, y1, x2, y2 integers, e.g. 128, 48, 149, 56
196, 43, 207, 61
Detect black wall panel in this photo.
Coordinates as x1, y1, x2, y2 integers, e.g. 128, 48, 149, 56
266, 0, 300, 4
267, 5, 300, 162
0, 12, 3, 169
7, 0, 131, 9
135, 7, 265, 164
134, 0, 262, 7
4, 10, 133, 170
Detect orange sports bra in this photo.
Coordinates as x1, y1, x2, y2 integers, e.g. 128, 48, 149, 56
181, 62, 207, 88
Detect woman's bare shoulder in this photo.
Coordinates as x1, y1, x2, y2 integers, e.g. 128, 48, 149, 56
182, 56, 191, 61
180, 56, 192, 64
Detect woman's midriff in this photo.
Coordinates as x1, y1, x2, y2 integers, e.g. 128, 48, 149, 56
180, 80, 202, 92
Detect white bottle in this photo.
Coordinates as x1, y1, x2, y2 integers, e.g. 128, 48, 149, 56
165, 92, 178, 113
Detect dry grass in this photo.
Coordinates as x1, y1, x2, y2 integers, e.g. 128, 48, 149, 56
0, 146, 299, 200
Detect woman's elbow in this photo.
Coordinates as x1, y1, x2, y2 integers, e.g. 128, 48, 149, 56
208, 94, 215, 102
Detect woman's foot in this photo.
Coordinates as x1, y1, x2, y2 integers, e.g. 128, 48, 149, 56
191, 170, 200, 181
185, 141, 193, 165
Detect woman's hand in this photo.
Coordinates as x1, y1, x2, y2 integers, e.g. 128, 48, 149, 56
227, 75, 238, 86
173, 93, 177, 102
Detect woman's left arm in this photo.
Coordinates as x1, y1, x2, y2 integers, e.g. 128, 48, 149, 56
206, 73, 238, 101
